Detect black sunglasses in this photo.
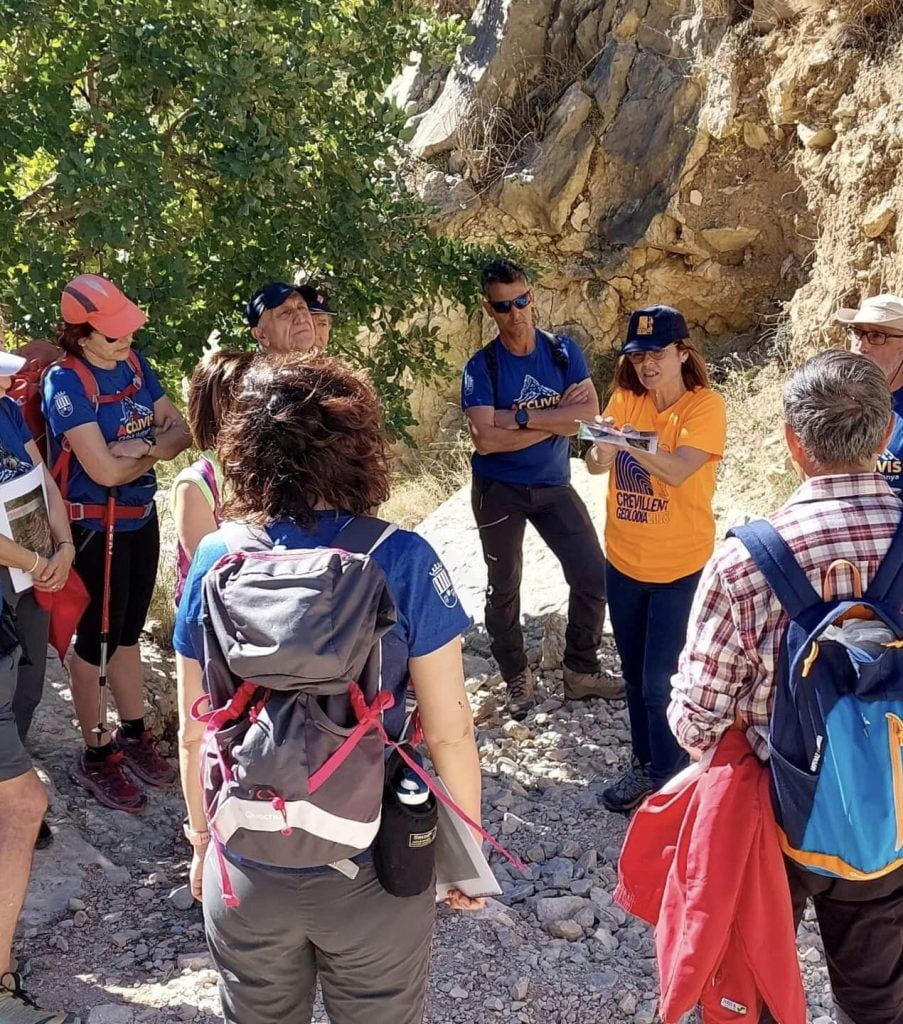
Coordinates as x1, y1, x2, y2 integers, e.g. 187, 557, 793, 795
488, 291, 532, 315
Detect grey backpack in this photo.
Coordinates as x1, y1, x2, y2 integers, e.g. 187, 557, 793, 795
193, 517, 401, 904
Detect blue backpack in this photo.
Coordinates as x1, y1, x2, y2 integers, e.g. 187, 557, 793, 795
730, 518, 903, 881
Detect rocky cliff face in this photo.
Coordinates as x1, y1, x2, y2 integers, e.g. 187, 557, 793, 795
394, 0, 902, 440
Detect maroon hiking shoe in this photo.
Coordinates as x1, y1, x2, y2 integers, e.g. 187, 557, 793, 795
114, 728, 177, 788
72, 749, 147, 813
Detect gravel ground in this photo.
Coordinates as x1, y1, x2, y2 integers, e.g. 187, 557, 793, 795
16, 618, 839, 1024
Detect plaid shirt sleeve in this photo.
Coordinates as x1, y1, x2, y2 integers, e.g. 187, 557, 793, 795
668, 549, 765, 755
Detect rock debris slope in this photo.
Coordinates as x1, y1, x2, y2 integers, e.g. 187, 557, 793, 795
19, 474, 837, 1022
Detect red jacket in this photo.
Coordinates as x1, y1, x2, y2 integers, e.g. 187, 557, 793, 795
614, 731, 806, 1024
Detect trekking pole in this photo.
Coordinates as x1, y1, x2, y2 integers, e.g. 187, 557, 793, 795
94, 486, 118, 738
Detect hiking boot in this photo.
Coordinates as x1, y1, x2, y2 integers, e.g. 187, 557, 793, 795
114, 728, 177, 788
504, 669, 535, 722
0, 971, 80, 1023
71, 749, 147, 814
34, 820, 52, 850
563, 666, 625, 701
602, 758, 654, 814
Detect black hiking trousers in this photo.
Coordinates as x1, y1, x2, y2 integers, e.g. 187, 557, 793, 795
761, 860, 903, 1024
471, 474, 606, 681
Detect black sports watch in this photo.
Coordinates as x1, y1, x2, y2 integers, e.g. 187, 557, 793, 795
515, 408, 530, 430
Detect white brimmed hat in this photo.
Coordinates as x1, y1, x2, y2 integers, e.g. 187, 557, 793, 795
0, 351, 26, 376
836, 294, 903, 329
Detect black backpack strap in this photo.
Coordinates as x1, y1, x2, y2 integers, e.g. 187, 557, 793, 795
727, 521, 822, 620
864, 514, 903, 608
337, 515, 398, 556
480, 339, 500, 408
219, 521, 274, 554
537, 329, 570, 372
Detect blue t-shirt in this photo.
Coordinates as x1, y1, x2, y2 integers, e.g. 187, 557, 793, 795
0, 398, 35, 483
43, 352, 165, 531
876, 389, 903, 495
460, 331, 590, 486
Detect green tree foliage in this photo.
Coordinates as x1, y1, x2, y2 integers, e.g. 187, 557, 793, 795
0, 0, 486, 433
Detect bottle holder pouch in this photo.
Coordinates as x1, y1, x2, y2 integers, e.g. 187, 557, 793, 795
373, 747, 438, 897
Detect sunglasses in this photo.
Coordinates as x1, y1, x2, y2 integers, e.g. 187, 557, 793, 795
847, 326, 903, 347
625, 344, 675, 365
488, 291, 532, 315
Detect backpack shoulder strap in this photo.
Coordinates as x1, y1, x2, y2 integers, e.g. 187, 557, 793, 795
864, 514, 903, 608
219, 521, 273, 554
59, 354, 100, 407
727, 520, 822, 620
95, 350, 143, 404
480, 339, 500, 408
537, 329, 570, 371
337, 515, 398, 556
127, 350, 144, 379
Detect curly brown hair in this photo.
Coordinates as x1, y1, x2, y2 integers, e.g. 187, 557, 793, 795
218, 354, 390, 527
187, 350, 253, 451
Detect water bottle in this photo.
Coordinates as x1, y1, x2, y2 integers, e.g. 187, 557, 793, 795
396, 770, 430, 807
373, 752, 438, 897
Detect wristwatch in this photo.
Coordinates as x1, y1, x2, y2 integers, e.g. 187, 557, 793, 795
515, 408, 530, 430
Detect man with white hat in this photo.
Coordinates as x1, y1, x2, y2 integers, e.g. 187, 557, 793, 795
837, 294, 903, 493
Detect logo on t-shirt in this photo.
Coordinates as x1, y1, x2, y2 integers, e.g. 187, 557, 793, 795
877, 412, 903, 492
614, 452, 670, 524
429, 562, 459, 609
117, 396, 154, 439
0, 448, 31, 484
514, 375, 560, 411
54, 392, 74, 418
463, 369, 474, 397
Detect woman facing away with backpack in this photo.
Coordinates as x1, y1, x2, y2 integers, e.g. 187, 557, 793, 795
170, 350, 251, 608
42, 274, 192, 813
174, 354, 484, 1024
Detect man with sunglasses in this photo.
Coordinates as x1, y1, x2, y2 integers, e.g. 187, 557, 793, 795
461, 258, 620, 722
837, 294, 903, 494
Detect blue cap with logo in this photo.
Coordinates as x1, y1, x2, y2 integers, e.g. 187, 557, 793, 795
246, 282, 300, 328
622, 305, 689, 354
298, 284, 336, 317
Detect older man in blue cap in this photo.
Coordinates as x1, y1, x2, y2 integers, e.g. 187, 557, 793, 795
246, 283, 317, 355
298, 284, 336, 352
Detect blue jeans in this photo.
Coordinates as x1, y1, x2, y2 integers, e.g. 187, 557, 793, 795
606, 562, 701, 786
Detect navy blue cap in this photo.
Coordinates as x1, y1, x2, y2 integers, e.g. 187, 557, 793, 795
246, 282, 299, 327
298, 284, 336, 316
622, 305, 689, 354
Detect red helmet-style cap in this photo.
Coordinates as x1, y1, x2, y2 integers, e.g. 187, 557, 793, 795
60, 274, 147, 338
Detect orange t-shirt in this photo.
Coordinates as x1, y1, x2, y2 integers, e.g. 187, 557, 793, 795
602, 387, 726, 583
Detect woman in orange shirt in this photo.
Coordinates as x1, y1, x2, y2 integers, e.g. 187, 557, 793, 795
587, 305, 726, 813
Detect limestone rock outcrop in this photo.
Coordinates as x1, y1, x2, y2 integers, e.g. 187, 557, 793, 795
395, 0, 903, 443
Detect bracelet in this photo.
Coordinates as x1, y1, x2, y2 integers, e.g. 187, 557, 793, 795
57, 540, 74, 549
28, 551, 40, 573
183, 821, 211, 849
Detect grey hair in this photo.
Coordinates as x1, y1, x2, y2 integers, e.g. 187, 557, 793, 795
784, 350, 891, 468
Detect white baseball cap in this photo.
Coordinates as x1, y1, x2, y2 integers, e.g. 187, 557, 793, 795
836, 294, 903, 329
0, 351, 26, 376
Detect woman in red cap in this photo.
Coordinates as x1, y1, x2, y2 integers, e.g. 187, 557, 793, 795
42, 275, 191, 813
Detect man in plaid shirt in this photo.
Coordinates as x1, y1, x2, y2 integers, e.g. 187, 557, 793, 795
669, 350, 903, 1024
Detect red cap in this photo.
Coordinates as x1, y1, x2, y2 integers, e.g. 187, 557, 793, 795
60, 274, 147, 338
